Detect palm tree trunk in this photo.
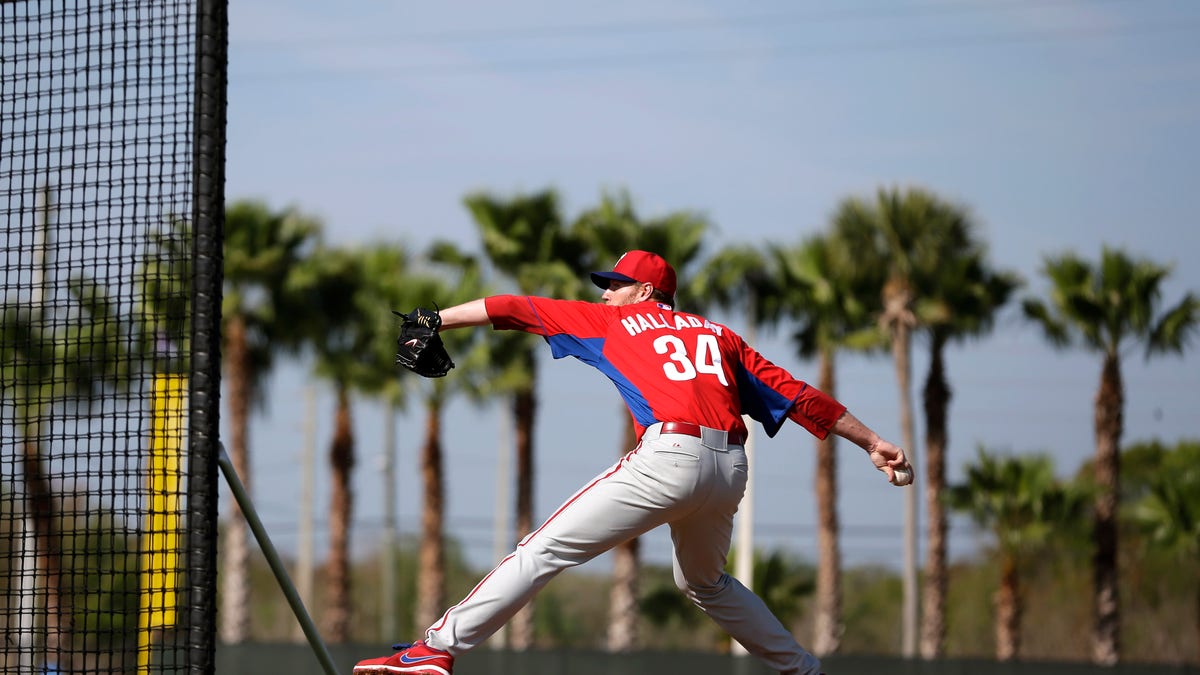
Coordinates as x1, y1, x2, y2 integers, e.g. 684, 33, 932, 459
417, 398, 447, 632
994, 553, 1021, 662
220, 315, 252, 643
813, 347, 842, 656
510, 371, 538, 650
1091, 352, 1123, 665
608, 416, 640, 652
21, 428, 71, 669
324, 385, 355, 642
920, 333, 950, 659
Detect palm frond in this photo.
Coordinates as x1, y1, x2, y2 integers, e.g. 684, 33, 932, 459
1147, 292, 1200, 357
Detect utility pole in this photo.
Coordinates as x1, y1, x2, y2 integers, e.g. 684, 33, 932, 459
380, 399, 399, 640
294, 387, 317, 642
731, 422, 756, 659
732, 323, 758, 659
488, 412, 512, 649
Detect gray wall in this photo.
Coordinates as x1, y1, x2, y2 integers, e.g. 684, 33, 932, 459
216, 643, 1198, 675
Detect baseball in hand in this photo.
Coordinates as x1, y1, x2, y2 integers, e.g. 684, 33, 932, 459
891, 467, 913, 486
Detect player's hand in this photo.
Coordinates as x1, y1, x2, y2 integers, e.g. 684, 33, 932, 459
868, 439, 913, 486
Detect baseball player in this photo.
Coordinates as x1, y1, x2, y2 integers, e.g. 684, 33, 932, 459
355, 250, 912, 675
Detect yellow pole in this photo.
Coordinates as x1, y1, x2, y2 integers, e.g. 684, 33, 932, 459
138, 374, 186, 674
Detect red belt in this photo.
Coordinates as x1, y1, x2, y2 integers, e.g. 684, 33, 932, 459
659, 422, 747, 446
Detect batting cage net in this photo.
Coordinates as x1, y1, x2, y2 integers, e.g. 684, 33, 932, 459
1, 0, 226, 672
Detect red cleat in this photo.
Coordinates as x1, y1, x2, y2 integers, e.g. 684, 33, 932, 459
352, 641, 454, 675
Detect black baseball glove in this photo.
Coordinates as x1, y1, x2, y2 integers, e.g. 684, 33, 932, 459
392, 306, 455, 378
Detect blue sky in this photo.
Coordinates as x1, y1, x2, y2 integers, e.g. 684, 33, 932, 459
221, 1, 1200, 571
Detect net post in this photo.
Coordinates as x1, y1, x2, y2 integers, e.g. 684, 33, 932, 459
186, 0, 229, 671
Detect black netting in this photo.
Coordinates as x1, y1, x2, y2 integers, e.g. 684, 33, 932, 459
1, 1, 224, 672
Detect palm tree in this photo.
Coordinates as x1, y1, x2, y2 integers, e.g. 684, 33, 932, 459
946, 448, 1089, 661
832, 186, 961, 656
289, 242, 425, 643
289, 244, 366, 642
352, 244, 419, 639
764, 234, 882, 656
739, 548, 815, 632
405, 242, 497, 632
1130, 441, 1200, 661
1022, 246, 1198, 664
1, 194, 131, 670
571, 189, 711, 652
219, 200, 322, 642
3, 282, 128, 670
913, 227, 1020, 658
463, 189, 590, 649
136, 216, 193, 374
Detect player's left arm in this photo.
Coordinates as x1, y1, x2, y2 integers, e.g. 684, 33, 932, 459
440, 295, 615, 337
437, 298, 493, 330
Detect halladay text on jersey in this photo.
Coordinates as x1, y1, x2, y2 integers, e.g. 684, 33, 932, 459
619, 310, 724, 337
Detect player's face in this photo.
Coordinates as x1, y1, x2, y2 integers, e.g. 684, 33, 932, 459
602, 279, 651, 306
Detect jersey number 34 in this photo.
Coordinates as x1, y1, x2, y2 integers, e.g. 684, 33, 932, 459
653, 334, 729, 386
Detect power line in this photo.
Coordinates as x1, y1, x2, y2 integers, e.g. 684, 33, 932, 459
234, 0, 1148, 49
231, 19, 1199, 83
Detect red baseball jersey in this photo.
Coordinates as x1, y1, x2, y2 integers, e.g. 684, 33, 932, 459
484, 295, 846, 440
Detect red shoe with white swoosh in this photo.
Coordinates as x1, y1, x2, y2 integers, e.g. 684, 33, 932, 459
352, 641, 453, 675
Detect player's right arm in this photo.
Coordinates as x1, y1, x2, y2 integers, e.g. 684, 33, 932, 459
829, 410, 911, 483
731, 331, 845, 438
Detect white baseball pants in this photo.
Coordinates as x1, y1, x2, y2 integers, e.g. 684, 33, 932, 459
424, 424, 822, 675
